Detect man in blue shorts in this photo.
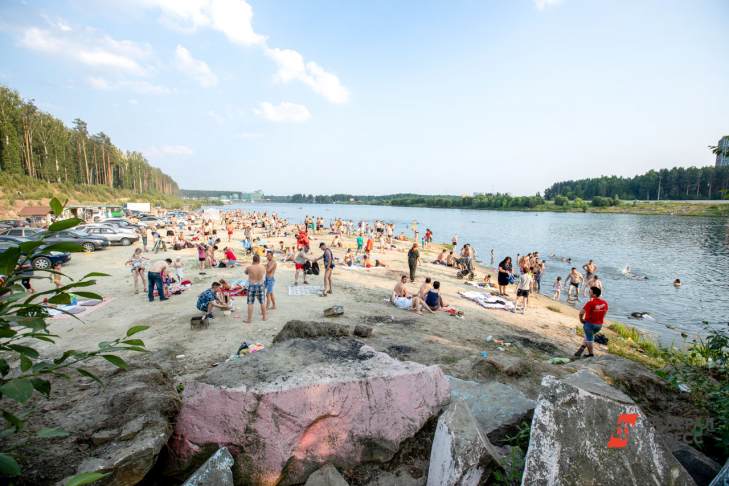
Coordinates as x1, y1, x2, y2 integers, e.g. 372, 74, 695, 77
574, 286, 608, 358
265, 250, 277, 311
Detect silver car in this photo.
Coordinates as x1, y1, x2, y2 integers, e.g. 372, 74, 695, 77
78, 226, 139, 246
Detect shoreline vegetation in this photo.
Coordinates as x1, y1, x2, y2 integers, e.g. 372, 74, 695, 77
264, 194, 729, 217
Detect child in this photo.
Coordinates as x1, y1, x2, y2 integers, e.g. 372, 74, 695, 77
223, 247, 237, 268
356, 233, 364, 255
516, 268, 533, 314
552, 276, 562, 300
344, 248, 354, 267
52, 262, 62, 289
483, 274, 493, 288
172, 258, 184, 282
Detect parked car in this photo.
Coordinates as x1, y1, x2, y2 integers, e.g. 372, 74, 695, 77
102, 218, 141, 231
27, 230, 109, 252
0, 220, 23, 228
0, 235, 71, 270
79, 223, 138, 235
0, 227, 45, 238
137, 216, 165, 228
78, 226, 139, 246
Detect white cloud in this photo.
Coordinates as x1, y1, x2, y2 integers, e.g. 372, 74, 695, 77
174, 45, 217, 87
87, 77, 171, 95
142, 0, 265, 46
19, 26, 152, 75
534, 0, 563, 10
265, 47, 349, 104
254, 101, 311, 123
238, 131, 263, 139
144, 145, 194, 158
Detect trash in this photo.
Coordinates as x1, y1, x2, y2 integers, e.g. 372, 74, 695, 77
324, 305, 344, 317
548, 357, 571, 365
480, 351, 489, 358
497, 346, 505, 352
237, 342, 250, 355
494, 338, 505, 345
678, 383, 691, 393
485, 335, 493, 342
176, 354, 185, 359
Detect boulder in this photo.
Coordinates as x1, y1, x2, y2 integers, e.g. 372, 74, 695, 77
710, 459, 729, 486
447, 376, 535, 442
366, 468, 424, 486
426, 400, 501, 486
671, 443, 721, 486
182, 448, 235, 486
273, 320, 351, 343
353, 325, 373, 338
9, 356, 180, 486
167, 338, 450, 485
522, 371, 696, 486
472, 352, 530, 378
305, 464, 349, 486
324, 306, 344, 317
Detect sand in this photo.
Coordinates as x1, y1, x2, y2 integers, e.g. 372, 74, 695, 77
31, 226, 589, 389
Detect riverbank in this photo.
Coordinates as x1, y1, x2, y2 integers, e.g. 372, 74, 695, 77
276, 198, 729, 217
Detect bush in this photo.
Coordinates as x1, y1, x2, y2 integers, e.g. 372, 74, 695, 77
554, 195, 569, 206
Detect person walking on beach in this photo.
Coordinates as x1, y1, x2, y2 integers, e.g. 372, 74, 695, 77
407, 243, 421, 282
574, 287, 608, 359
316, 242, 335, 295
244, 254, 267, 323
552, 276, 563, 300
265, 250, 277, 310
497, 257, 513, 296
566, 267, 584, 301
147, 258, 171, 302
138, 227, 148, 252
516, 267, 533, 313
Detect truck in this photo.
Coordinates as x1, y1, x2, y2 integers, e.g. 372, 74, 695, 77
125, 202, 151, 213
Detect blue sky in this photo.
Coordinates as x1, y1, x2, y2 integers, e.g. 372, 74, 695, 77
1, 0, 727, 195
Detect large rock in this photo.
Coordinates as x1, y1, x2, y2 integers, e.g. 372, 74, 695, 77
273, 320, 351, 343
671, 443, 721, 486
426, 400, 500, 486
473, 352, 531, 378
710, 459, 729, 486
305, 464, 349, 486
447, 376, 535, 442
167, 338, 450, 485
182, 448, 234, 486
522, 370, 696, 486
10, 356, 180, 486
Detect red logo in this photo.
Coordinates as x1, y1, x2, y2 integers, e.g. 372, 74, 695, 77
607, 413, 639, 448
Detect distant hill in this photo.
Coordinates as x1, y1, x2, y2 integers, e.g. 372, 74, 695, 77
181, 189, 263, 201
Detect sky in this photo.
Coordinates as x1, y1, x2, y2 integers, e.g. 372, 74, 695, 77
0, 0, 728, 196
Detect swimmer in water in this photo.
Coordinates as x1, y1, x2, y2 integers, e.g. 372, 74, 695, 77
674, 278, 681, 288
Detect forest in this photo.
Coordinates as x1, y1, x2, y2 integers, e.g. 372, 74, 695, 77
270, 193, 547, 209
0, 85, 178, 195
543, 165, 729, 201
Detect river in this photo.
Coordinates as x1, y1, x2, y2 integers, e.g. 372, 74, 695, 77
223, 202, 729, 343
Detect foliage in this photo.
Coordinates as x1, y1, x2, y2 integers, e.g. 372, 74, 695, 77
0, 85, 178, 195
544, 165, 729, 201
276, 192, 547, 210
0, 198, 149, 479
492, 420, 531, 485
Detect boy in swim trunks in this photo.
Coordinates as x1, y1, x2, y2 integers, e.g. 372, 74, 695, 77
245, 254, 267, 323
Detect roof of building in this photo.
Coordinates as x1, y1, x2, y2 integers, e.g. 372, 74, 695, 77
18, 206, 50, 217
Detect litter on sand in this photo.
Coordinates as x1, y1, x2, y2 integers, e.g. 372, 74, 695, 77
480, 351, 489, 358
549, 357, 571, 365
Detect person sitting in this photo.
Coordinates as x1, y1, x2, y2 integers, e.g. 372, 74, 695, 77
483, 274, 494, 288
223, 247, 238, 268
433, 250, 448, 265
419, 277, 432, 299
391, 274, 431, 315
446, 251, 457, 267
344, 249, 354, 267
284, 246, 295, 262
425, 281, 446, 311
242, 238, 253, 255
196, 282, 229, 319
362, 253, 373, 268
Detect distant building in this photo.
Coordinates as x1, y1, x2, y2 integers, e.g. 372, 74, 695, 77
717, 136, 729, 167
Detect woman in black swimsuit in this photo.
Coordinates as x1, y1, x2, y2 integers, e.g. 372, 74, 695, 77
497, 257, 512, 296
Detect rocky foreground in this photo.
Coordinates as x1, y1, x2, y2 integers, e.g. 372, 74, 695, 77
8, 319, 726, 486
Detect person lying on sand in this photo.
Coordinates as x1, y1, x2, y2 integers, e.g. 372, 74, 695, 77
433, 250, 447, 265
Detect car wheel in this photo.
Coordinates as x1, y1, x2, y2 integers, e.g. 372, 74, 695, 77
33, 256, 52, 270
82, 242, 95, 252
120, 238, 131, 246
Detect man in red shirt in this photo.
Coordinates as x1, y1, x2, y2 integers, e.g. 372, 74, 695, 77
574, 286, 608, 358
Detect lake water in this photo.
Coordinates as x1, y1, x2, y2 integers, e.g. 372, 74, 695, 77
224, 202, 729, 342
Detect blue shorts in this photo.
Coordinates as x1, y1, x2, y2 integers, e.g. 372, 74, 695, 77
265, 277, 275, 294
583, 322, 602, 342
247, 284, 264, 304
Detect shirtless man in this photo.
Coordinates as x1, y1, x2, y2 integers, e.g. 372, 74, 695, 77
391, 275, 430, 314
433, 249, 447, 265
265, 251, 277, 310
582, 260, 597, 282
316, 242, 334, 296
418, 277, 433, 300
147, 258, 171, 302
566, 267, 584, 301
244, 254, 267, 323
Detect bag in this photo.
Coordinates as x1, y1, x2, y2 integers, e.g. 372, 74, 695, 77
311, 261, 320, 275
508, 274, 516, 284
594, 333, 609, 345
218, 262, 226, 268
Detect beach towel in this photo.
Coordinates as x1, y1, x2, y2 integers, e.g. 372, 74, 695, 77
288, 285, 325, 296
49, 298, 114, 319
459, 290, 515, 312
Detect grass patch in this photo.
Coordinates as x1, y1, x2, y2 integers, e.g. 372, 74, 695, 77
608, 322, 641, 341
575, 326, 584, 337
546, 305, 561, 313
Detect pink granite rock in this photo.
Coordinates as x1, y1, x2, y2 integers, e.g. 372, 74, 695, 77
166, 340, 450, 485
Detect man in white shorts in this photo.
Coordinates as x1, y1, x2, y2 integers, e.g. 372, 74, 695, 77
392, 275, 430, 314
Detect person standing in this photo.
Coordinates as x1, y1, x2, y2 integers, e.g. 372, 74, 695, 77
138, 226, 148, 252
294, 246, 310, 285
407, 243, 420, 282
497, 257, 513, 296
147, 258, 171, 302
126, 248, 148, 294
244, 254, 267, 323
265, 250, 277, 310
316, 242, 335, 295
574, 287, 609, 358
